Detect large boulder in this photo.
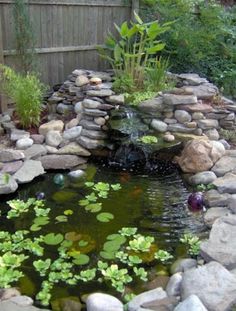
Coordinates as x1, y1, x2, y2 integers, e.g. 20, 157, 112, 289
201, 215, 236, 269
175, 139, 225, 173
181, 261, 236, 311
13, 160, 45, 184
40, 155, 87, 169
86, 293, 123, 311
0, 149, 25, 162
213, 173, 236, 194
39, 120, 64, 136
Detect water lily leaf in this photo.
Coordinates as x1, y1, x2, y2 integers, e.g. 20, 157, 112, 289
30, 224, 42, 232
111, 184, 122, 191
44, 233, 64, 245
85, 203, 102, 213
100, 251, 116, 260
78, 240, 89, 247
55, 215, 68, 223
86, 193, 97, 202
106, 234, 126, 244
103, 241, 121, 252
34, 216, 49, 226
60, 240, 73, 249
97, 191, 108, 198
64, 209, 73, 215
85, 182, 94, 187
65, 232, 81, 242
96, 212, 114, 223
73, 254, 90, 265
79, 199, 90, 206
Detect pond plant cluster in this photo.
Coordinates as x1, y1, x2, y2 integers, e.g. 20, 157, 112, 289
0, 178, 200, 307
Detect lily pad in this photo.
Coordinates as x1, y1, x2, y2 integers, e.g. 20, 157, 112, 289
85, 203, 102, 213
79, 199, 90, 206
65, 232, 81, 242
55, 215, 68, 223
30, 224, 42, 232
33, 216, 49, 226
64, 209, 73, 215
100, 251, 116, 260
73, 254, 90, 265
78, 240, 89, 247
44, 233, 64, 245
96, 212, 114, 223
103, 241, 121, 252
106, 234, 126, 244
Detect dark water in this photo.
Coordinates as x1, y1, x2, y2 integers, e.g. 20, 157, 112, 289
0, 163, 206, 304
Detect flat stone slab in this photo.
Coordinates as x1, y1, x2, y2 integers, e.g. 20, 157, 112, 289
174, 295, 207, 311
167, 124, 196, 133
86, 89, 113, 97
190, 83, 218, 99
181, 261, 236, 311
57, 142, 91, 157
0, 301, 50, 311
77, 136, 105, 150
212, 156, 236, 177
213, 173, 236, 194
13, 160, 45, 184
204, 189, 231, 207
163, 94, 198, 106
178, 103, 213, 113
189, 171, 217, 185
0, 149, 25, 162
138, 97, 164, 113
40, 155, 87, 169
201, 215, 236, 269
204, 207, 231, 227
1, 160, 23, 174
23, 145, 47, 160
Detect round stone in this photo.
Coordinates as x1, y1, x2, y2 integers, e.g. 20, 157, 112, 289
45, 130, 63, 147
56, 103, 74, 114
94, 117, 106, 126
74, 102, 83, 114
204, 128, 220, 140
90, 77, 102, 85
192, 112, 204, 120
174, 110, 192, 123
163, 134, 175, 142
151, 119, 168, 132
86, 293, 123, 311
16, 138, 33, 150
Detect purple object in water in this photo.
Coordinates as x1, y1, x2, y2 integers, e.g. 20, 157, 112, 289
188, 192, 204, 212
36, 192, 45, 200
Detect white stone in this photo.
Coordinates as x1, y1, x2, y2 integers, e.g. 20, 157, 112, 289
151, 119, 168, 132
45, 131, 63, 147
86, 293, 123, 311
16, 138, 34, 150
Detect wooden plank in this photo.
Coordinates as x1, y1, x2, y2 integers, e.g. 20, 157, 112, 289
131, 0, 139, 20
0, 0, 131, 7
0, 12, 8, 113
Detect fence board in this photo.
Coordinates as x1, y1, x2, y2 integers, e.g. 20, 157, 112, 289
0, 0, 138, 111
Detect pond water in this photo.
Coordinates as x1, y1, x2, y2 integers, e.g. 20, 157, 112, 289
0, 163, 206, 307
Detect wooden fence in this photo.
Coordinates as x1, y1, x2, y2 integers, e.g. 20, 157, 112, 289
0, 0, 139, 111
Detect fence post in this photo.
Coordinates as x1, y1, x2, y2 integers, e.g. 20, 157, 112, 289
0, 16, 8, 113
131, 0, 139, 21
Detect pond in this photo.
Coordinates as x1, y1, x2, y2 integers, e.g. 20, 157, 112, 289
0, 163, 206, 308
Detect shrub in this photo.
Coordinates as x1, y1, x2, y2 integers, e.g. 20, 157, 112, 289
0, 65, 47, 128
140, 0, 236, 98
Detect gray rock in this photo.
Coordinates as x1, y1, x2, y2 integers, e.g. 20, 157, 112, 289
74, 102, 83, 114
0, 149, 25, 162
212, 156, 236, 177
128, 288, 167, 311
57, 142, 91, 157
94, 117, 106, 126
197, 119, 219, 130
88, 71, 112, 81
163, 134, 175, 142
219, 139, 230, 150
16, 138, 34, 150
107, 94, 125, 105
164, 118, 177, 124
167, 124, 196, 133
2, 121, 15, 132
171, 258, 197, 274
66, 117, 80, 130
192, 112, 204, 120
75, 75, 89, 86
81, 129, 107, 140
224, 112, 235, 121
45, 145, 58, 154
1, 160, 23, 174
204, 207, 231, 227
13, 160, 45, 184
84, 108, 107, 117
86, 89, 113, 97
86, 293, 123, 311
40, 155, 87, 169
0, 173, 18, 194
79, 119, 101, 131
190, 83, 218, 99
72, 69, 87, 76
23, 144, 47, 160
10, 129, 30, 141
0, 287, 21, 300
0, 301, 50, 311
45, 131, 63, 147
9, 295, 33, 306
213, 173, 236, 193
47, 95, 64, 104
174, 110, 191, 123
39, 120, 64, 135
163, 94, 198, 106
204, 189, 231, 207
189, 171, 217, 185
82, 99, 101, 109
181, 261, 236, 311
204, 128, 219, 140
178, 73, 208, 85
140, 296, 179, 310
138, 97, 164, 113
151, 120, 168, 132
77, 136, 105, 149
56, 103, 74, 114
63, 126, 82, 140
30, 134, 45, 144
0, 114, 11, 123
166, 273, 183, 297
174, 295, 207, 311
228, 194, 236, 214
201, 215, 236, 269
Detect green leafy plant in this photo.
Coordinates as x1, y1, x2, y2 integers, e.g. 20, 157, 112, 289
154, 249, 173, 262
7, 198, 36, 218
138, 135, 158, 144
0, 65, 47, 128
196, 183, 216, 192
180, 233, 201, 256
98, 11, 171, 92
127, 235, 155, 252
125, 90, 157, 106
